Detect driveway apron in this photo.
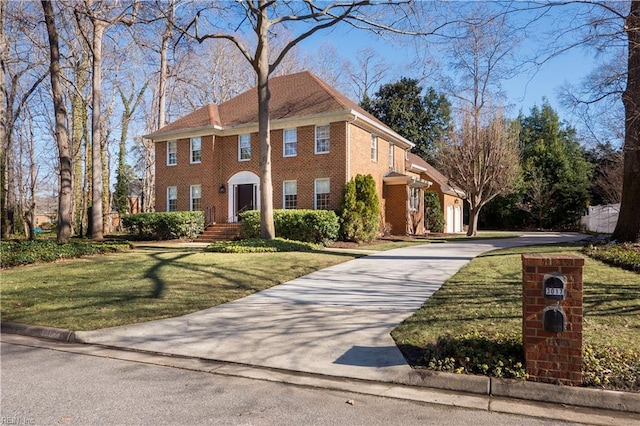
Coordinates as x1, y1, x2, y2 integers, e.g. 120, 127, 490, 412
75, 233, 586, 383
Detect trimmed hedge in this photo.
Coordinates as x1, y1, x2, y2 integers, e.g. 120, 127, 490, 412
205, 238, 320, 253
122, 211, 204, 240
0, 240, 132, 268
239, 209, 339, 246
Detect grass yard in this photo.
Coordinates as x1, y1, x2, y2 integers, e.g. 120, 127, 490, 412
1, 246, 358, 331
392, 243, 640, 390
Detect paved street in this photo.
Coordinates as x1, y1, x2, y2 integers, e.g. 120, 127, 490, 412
1, 339, 577, 426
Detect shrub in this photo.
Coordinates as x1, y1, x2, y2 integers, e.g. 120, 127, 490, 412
583, 344, 640, 391
0, 240, 132, 268
583, 243, 640, 272
425, 191, 445, 233
239, 209, 339, 246
339, 174, 380, 242
416, 330, 527, 379
205, 238, 320, 253
122, 211, 204, 240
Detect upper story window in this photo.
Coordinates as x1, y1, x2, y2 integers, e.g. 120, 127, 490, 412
283, 180, 297, 209
315, 125, 330, 154
190, 137, 202, 164
388, 142, 395, 168
167, 140, 177, 166
239, 134, 251, 161
167, 186, 177, 212
284, 128, 297, 157
371, 135, 378, 162
314, 178, 330, 210
190, 185, 202, 211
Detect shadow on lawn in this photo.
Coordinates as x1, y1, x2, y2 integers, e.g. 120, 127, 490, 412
584, 283, 640, 316
143, 252, 195, 298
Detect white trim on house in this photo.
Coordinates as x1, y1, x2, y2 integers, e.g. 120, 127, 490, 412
145, 109, 415, 151
166, 140, 177, 166
227, 171, 260, 222
190, 137, 202, 164
190, 184, 201, 211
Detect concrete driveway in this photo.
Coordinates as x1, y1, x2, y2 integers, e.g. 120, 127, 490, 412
75, 232, 586, 384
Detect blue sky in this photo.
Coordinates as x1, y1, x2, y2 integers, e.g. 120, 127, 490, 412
297, 5, 600, 120
301, 27, 595, 117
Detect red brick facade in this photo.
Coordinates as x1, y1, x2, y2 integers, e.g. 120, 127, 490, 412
521, 254, 584, 386
154, 120, 414, 231
149, 71, 421, 234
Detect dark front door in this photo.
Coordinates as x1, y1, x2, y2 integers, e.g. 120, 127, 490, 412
236, 184, 254, 218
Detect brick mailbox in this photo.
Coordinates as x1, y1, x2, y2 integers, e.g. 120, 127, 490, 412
521, 254, 585, 386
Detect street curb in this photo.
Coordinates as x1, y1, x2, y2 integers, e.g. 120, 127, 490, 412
1, 322, 76, 343
491, 377, 640, 413
3, 321, 639, 414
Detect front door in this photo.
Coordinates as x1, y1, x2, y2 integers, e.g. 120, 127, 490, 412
236, 184, 255, 219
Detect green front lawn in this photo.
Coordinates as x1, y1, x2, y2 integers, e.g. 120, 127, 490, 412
392, 244, 640, 391
1, 246, 358, 331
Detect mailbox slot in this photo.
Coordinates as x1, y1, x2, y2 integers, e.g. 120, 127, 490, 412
543, 272, 566, 300
543, 306, 566, 332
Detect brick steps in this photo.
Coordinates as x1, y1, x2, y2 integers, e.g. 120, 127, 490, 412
196, 223, 242, 243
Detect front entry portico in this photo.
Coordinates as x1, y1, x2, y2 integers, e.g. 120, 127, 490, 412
227, 171, 260, 222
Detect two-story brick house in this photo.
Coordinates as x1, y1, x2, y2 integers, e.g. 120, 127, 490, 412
145, 71, 432, 236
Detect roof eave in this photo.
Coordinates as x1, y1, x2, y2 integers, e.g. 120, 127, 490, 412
144, 124, 224, 141
351, 110, 415, 149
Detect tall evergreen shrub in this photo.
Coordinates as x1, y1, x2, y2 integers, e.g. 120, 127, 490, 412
425, 191, 445, 233
339, 174, 380, 242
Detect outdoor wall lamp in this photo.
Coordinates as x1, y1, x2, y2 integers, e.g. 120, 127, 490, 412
219, 184, 226, 194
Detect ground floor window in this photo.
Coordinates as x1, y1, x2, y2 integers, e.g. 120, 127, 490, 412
409, 187, 419, 211
283, 180, 297, 209
167, 186, 177, 212
314, 178, 330, 210
190, 185, 202, 211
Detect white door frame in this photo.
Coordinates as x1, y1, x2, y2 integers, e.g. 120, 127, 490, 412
227, 171, 260, 222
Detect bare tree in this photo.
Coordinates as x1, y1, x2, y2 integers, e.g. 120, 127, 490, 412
1, 0, 48, 238
595, 149, 624, 205
42, 0, 73, 242
347, 47, 388, 102
170, 0, 425, 239
74, 0, 137, 240
439, 112, 520, 236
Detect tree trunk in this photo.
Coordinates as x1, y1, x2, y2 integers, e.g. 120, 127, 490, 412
612, 2, 640, 243
0, 0, 7, 239
90, 19, 105, 240
42, 0, 72, 243
467, 205, 480, 236
158, 10, 170, 130
256, 5, 275, 239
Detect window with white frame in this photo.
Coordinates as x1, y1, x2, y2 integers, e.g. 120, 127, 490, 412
190, 137, 202, 163
315, 125, 330, 154
388, 142, 395, 168
190, 185, 202, 211
409, 187, 419, 211
283, 180, 297, 209
167, 186, 177, 212
167, 140, 177, 166
238, 134, 251, 161
283, 129, 297, 157
314, 178, 330, 210
371, 135, 378, 162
